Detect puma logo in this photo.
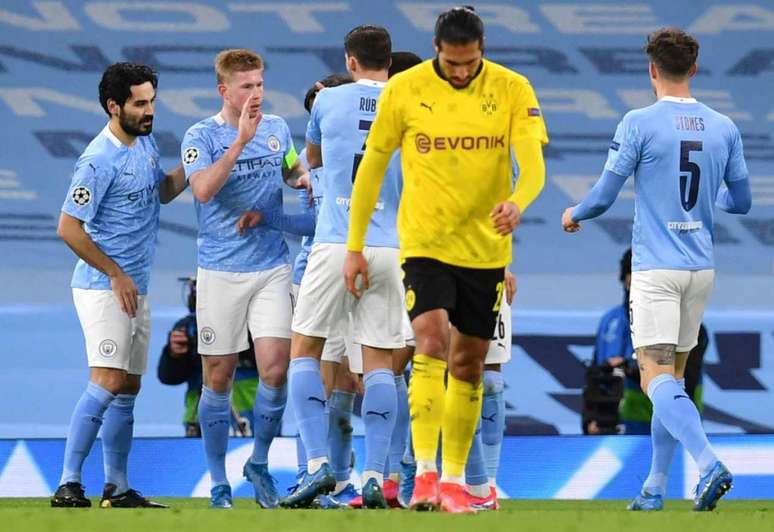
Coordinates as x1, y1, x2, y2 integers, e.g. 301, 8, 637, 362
673, 394, 690, 400
481, 413, 497, 423
308, 396, 326, 406
366, 410, 390, 420
420, 102, 434, 113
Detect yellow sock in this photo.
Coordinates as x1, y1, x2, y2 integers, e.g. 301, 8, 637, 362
408, 354, 447, 466
441, 374, 483, 479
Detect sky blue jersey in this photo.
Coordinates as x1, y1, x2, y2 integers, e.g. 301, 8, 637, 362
61, 126, 167, 295
306, 79, 401, 248
182, 113, 297, 272
604, 97, 749, 271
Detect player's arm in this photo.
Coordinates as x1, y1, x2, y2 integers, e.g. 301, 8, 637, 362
57, 212, 137, 317
563, 114, 638, 233
189, 96, 261, 203
159, 164, 187, 204
236, 210, 316, 237
494, 81, 548, 235
306, 142, 322, 170
716, 126, 751, 214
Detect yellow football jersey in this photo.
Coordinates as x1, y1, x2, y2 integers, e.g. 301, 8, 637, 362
349, 59, 548, 269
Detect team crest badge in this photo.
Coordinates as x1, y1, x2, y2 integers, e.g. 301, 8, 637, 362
71, 186, 91, 206
149, 156, 157, 169
99, 339, 117, 358
405, 288, 416, 312
481, 93, 497, 116
267, 135, 281, 152
183, 147, 199, 165
200, 327, 216, 345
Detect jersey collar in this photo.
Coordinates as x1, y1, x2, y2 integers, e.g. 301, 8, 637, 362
213, 113, 226, 125
101, 124, 124, 148
660, 96, 697, 104
355, 78, 386, 88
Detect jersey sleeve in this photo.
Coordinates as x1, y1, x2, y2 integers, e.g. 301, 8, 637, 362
509, 79, 548, 145
181, 125, 214, 180
61, 156, 114, 223
603, 113, 641, 177
724, 124, 749, 183
281, 119, 298, 171
365, 81, 404, 154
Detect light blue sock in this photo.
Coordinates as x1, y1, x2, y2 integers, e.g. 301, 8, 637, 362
60, 382, 115, 485
389, 375, 409, 476
295, 435, 307, 479
362, 368, 397, 476
328, 389, 354, 482
642, 378, 685, 496
403, 425, 415, 464
101, 393, 135, 494
648, 374, 717, 476
250, 381, 287, 465
465, 422, 488, 487
288, 358, 328, 461
481, 370, 505, 481
198, 386, 231, 487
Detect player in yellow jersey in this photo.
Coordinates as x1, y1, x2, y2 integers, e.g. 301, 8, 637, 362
343, 6, 548, 513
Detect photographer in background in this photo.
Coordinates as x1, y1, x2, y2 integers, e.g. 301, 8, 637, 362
157, 278, 257, 436
583, 249, 706, 435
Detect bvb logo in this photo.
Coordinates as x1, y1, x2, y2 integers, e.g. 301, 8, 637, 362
405, 288, 416, 311
481, 93, 497, 116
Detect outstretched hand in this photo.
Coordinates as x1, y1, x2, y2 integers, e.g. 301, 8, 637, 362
236, 211, 263, 236
562, 207, 581, 233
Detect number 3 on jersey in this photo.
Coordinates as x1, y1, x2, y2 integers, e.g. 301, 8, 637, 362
351, 120, 373, 183
679, 140, 703, 211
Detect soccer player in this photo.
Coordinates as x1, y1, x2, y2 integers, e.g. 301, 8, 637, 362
282, 26, 405, 509
52, 63, 186, 508
561, 27, 751, 512
182, 49, 309, 509
344, 7, 548, 513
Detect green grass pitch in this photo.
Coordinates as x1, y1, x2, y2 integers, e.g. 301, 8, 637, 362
2, 498, 772, 532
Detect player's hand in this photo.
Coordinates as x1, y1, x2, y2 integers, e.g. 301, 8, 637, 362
236, 95, 263, 146
110, 272, 138, 318
491, 200, 521, 235
343, 250, 369, 299
169, 329, 189, 357
236, 211, 263, 236
504, 270, 517, 305
562, 207, 581, 233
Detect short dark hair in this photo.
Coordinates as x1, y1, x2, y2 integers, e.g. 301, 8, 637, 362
645, 27, 699, 79
619, 248, 632, 282
434, 6, 484, 48
98, 63, 158, 116
303, 73, 353, 113
344, 25, 392, 71
389, 51, 422, 78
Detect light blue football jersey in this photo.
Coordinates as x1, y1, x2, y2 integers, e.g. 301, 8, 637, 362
182, 113, 297, 272
604, 97, 748, 271
292, 148, 323, 284
61, 126, 167, 295
306, 79, 401, 248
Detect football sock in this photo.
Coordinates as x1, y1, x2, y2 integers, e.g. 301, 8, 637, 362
389, 374, 410, 477
288, 358, 328, 466
101, 393, 136, 494
465, 422, 489, 489
648, 374, 717, 477
441, 374, 483, 482
481, 370, 505, 483
60, 381, 115, 485
198, 386, 231, 487
328, 389, 354, 482
643, 378, 685, 496
408, 354, 446, 472
295, 435, 307, 479
362, 368, 397, 486
250, 381, 287, 465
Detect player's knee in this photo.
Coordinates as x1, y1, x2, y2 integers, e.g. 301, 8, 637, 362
448, 352, 484, 383
259, 363, 287, 387
415, 335, 448, 358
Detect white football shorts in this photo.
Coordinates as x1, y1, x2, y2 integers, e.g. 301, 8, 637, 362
630, 268, 714, 352
72, 288, 150, 375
